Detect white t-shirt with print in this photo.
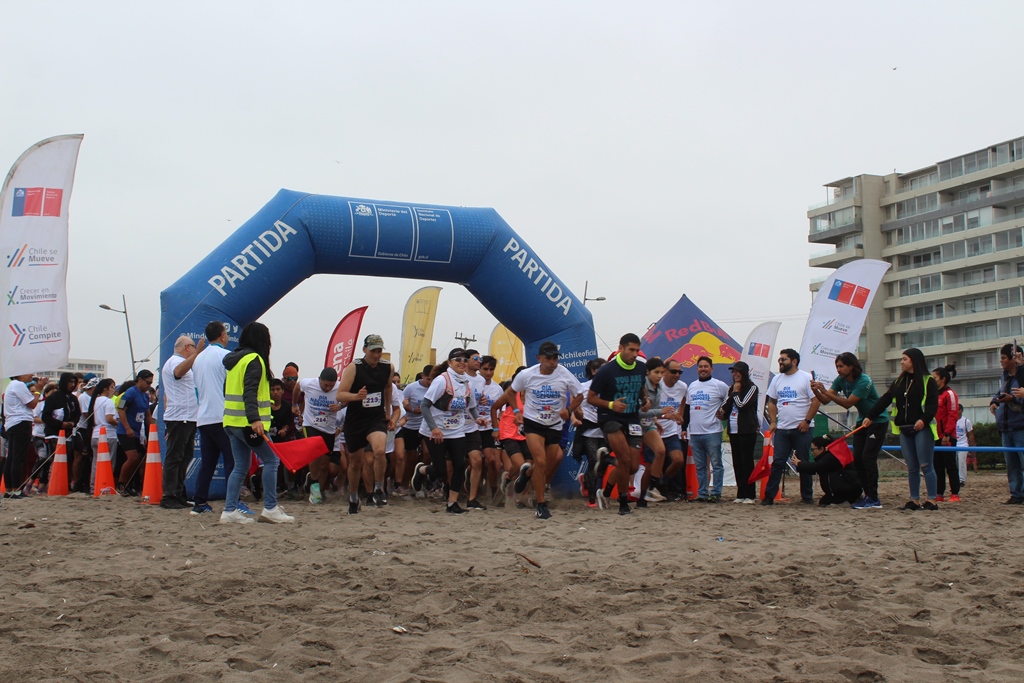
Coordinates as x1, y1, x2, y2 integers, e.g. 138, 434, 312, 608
685, 378, 729, 435
4, 380, 35, 429
767, 370, 815, 430
419, 370, 473, 439
511, 365, 582, 429
657, 379, 688, 438
955, 417, 973, 448
91, 395, 118, 440
298, 378, 341, 435
161, 354, 199, 422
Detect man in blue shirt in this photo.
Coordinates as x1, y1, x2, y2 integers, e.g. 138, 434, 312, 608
116, 370, 154, 496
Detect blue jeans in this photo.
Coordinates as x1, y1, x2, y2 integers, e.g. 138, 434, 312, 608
690, 432, 723, 498
1001, 429, 1024, 500
224, 426, 280, 512
764, 428, 814, 502
900, 426, 936, 500
195, 423, 235, 506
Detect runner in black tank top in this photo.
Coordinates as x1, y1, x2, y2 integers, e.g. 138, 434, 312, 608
337, 335, 397, 513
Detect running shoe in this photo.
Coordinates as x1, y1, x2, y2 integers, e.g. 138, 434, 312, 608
741, 498, 757, 505
220, 510, 254, 525
513, 462, 532, 495
236, 502, 256, 516
949, 494, 961, 502
922, 501, 939, 511
645, 489, 666, 503
303, 472, 312, 494
902, 501, 921, 511
587, 500, 598, 509
935, 495, 945, 502
190, 503, 214, 515
578, 473, 588, 498
536, 502, 552, 520
708, 494, 721, 503
309, 483, 322, 505
348, 499, 359, 515
466, 499, 487, 510
733, 498, 746, 504
864, 498, 883, 509
595, 489, 606, 510
636, 498, 648, 508
260, 505, 295, 523
411, 465, 426, 493
618, 503, 632, 516
446, 502, 467, 514
499, 471, 510, 495
373, 489, 388, 507
851, 497, 875, 510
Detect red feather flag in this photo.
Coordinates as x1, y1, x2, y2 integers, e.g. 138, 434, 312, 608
747, 450, 772, 484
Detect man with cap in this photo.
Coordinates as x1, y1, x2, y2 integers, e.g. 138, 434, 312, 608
498, 340, 583, 520
336, 334, 397, 513
159, 335, 205, 510
294, 367, 342, 504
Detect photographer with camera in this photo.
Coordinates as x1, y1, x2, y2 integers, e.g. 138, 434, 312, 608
993, 343, 1024, 505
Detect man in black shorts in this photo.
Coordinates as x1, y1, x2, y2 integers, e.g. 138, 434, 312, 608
336, 334, 396, 513
587, 333, 647, 515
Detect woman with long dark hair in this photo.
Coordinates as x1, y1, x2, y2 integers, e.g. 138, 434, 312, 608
790, 435, 863, 506
221, 322, 294, 524
811, 352, 888, 509
724, 361, 759, 503
932, 364, 960, 502
864, 348, 939, 510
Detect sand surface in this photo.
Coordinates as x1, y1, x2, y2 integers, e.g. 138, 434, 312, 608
1, 472, 1022, 682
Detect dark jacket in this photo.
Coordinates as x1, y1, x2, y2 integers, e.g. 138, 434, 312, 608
866, 373, 938, 428
223, 347, 268, 424
992, 367, 1024, 433
42, 373, 82, 439
724, 383, 759, 435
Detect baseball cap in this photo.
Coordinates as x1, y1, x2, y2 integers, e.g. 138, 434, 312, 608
83, 373, 97, 382
538, 341, 559, 357
84, 377, 100, 390
448, 348, 468, 361
319, 368, 338, 382
728, 361, 750, 374
363, 334, 384, 351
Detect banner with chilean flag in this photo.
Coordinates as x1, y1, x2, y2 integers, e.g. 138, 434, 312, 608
325, 306, 368, 375
0, 135, 83, 377
798, 259, 890, 387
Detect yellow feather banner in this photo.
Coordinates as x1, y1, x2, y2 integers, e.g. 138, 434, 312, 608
488, 323, 524, 384
399, 286, 442, 384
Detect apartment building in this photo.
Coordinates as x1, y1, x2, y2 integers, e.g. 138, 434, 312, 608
808, 135, 1024, 423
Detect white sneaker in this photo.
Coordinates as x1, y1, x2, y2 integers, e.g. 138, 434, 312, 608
733, 498, 745, 504
644, 489, 666, 502
220, 509, 255, 525
260, 505, 295, 524
741, 498, 757, 504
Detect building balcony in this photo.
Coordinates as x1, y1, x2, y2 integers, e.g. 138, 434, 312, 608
809, 245, 864, 269
808, 219, 862, 245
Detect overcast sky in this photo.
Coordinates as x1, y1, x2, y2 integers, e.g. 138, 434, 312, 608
3, 0, 1023, 381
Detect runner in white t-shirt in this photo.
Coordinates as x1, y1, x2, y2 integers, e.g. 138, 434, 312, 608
462, 350, 489, 510
655, 358, 688, 500
295, 368, 342, 505
496, 341, 583, 520
476, 356, 505, 501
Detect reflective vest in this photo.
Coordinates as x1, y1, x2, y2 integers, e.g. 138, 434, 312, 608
223, 353, 271, 427
891, 377, 939, 439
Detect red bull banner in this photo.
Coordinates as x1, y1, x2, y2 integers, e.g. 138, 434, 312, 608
325, 306, 367, 375
641, 294, 740, 385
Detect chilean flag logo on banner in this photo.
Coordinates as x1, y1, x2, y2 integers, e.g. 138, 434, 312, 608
827, 279, 870, 309
747, 342, 770, 358
11, 187, 63, 217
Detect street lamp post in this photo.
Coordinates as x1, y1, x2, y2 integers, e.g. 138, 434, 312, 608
99, 294, 137, 375
583, 280, 606, 307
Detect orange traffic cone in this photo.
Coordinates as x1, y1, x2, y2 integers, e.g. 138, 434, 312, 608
94, 427, 117, 497
140, 424, 163, 505
685, 449, 698, 501
0, 474, 6, 495
48, 430, 70, 496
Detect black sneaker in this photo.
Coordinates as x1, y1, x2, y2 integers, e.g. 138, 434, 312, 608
446, 502, 466, 514
373, 490, 387, 507
1005, 497, 1023, 505
536, 502, 552, 520
708, 495, 721, 503
618, 503, 632, 516
902, 501, 921, 511
159, 498, 188, 510
466, 499, 487, 511
348, 499, 359, 515
761, 498, 774, 506
513, 463, 532, 495
922, 501, 939, 511
636, 498, 648, 508
411, 465, 426, 493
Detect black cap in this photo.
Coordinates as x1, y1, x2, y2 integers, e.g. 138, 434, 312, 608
728, 361, 750, 374
538, 341, 559, 357
448, 348, 468, 361
319, 368, 338, 382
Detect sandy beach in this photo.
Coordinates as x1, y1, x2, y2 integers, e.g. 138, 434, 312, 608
1, 472, 1022, 682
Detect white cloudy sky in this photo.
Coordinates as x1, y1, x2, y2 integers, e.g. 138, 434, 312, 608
2, 0, 1022, 381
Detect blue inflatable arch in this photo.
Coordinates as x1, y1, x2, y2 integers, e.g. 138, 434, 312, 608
160, 190, 598, 376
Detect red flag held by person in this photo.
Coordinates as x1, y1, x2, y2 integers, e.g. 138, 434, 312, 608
826, 436, 854, 467
268, 438, 329, 473
748, 450, 772, 484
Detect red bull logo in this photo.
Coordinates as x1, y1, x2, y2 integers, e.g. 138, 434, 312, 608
668, 332, 740, 368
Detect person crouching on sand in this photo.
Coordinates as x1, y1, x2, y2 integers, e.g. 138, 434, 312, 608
789, 435, 863, 507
